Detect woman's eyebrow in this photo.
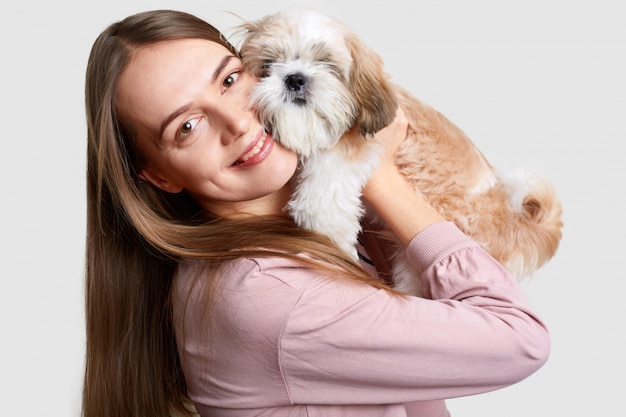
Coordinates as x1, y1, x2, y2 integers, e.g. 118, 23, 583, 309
160, 104, 191, 140
159, 54, 236, 139
212, 54, 235, 82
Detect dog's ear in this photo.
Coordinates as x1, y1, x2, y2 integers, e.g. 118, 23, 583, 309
344, 31, 398, 136
230, 17, 266, 77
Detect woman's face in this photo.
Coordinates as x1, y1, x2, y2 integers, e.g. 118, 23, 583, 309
115, 38, 298, 218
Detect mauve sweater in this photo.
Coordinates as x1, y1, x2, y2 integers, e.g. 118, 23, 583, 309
172, 221, 550, 416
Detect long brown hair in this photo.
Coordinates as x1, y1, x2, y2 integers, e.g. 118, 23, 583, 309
83, 9, 390, 417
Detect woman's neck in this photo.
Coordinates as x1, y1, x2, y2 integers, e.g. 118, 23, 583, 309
202, 183, 293, 220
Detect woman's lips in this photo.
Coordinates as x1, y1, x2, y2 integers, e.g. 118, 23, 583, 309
232, 130, 274, 167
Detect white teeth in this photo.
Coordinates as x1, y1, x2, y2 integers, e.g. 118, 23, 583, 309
241, 131, 267, 162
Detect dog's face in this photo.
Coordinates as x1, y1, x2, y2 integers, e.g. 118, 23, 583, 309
235, 9, 397, 157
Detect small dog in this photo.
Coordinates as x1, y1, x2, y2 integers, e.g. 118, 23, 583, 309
234, 8, 563, 295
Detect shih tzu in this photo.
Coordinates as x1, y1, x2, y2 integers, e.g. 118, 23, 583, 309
233, 8, 563, 295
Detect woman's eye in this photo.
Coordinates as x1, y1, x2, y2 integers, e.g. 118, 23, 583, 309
179, 117, 200, 140
222, 70, 240, 91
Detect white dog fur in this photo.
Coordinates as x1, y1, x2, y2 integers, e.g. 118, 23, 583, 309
233, 8, 563, 295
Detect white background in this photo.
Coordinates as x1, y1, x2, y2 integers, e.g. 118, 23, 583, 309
1, 0, 624, 416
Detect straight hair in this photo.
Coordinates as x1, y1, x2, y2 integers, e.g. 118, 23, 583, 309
83, 9, 391, 417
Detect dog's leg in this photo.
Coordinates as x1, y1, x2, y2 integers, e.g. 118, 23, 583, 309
288, 145, 380, 260
390, 249, 425, 297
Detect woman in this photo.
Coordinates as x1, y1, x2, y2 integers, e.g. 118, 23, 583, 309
83, 9, 550, 417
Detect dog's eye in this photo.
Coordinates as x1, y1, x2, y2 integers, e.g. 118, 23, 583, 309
257, 61, 273, 77
323, 62, 341, 78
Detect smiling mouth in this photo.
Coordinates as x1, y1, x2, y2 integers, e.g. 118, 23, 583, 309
232, 130, 269, 166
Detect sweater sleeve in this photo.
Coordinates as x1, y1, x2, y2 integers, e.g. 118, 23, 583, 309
173, 222, 550, 413
280, 221, 550, 405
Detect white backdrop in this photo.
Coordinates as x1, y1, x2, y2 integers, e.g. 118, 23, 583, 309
1, 0, 624, 416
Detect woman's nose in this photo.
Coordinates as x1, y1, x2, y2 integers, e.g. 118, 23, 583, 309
216, 102, 252, 144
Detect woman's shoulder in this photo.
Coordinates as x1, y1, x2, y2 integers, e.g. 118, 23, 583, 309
175, 255, 322, 298
175, 254, 377, 314
173, 255, 365, 343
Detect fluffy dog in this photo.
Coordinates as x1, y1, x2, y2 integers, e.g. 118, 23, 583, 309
234, 8, 563, 295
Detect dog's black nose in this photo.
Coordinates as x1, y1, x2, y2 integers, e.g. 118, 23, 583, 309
285, 73, 306, 91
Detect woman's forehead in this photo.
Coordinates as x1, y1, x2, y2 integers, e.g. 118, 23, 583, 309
115, 39, 232, 132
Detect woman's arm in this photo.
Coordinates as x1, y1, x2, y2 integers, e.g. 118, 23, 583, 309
361, 108, 446, 245
278, 223, 550, 404
174, 220, 550, 409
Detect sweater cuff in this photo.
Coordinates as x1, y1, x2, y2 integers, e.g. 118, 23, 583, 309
405, 221, 478, 274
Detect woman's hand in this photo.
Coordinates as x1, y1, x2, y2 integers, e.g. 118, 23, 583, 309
362, 107, 409, 200
361, 107, 445, 245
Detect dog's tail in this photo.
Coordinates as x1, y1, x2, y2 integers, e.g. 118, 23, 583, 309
492, 169, 563, 278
